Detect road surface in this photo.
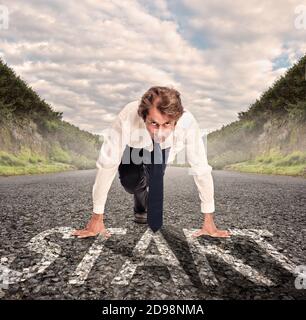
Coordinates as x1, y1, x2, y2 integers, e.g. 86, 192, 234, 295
0, 167, 305, 299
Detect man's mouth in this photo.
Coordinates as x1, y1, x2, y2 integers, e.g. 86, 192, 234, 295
153, 136, 165, 143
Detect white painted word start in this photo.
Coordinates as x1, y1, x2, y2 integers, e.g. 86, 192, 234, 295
0, 227, 303, 291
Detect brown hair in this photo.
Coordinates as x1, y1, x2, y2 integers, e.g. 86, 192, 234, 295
138, 86, 184, 123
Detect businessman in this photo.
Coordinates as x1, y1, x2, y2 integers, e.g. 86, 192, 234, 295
73, 86, 230, 239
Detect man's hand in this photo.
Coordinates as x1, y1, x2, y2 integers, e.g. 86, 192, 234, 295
72, 213, 111, 239
192, 212, 230, 238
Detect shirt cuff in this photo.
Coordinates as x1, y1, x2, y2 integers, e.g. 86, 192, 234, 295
92, 204, 105, 214
201, 202, 215, 214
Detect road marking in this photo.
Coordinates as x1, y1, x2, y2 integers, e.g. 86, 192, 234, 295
0, 227, 300, 294
111, 228, 192, 286
69, 228, 126, 285
184, 229, 274, 286
182, 230, 219, 287
0, 226, 73, 289
229, 229, 296, 273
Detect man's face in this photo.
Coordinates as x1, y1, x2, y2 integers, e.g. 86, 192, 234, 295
144, 106, 176, 143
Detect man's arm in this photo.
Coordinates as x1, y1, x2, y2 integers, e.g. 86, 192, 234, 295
185, 115, 230, 238
185, 117, 215, 214
73, 107, 127, 238
92, 115, 126, 214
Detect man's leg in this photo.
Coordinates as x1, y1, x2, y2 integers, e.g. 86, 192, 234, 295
118, 146, 148, 222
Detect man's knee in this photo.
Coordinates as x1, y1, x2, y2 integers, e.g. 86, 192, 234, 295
119, 167, 146, 193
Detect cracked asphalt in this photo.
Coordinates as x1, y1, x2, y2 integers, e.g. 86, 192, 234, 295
0, 167, 305, 300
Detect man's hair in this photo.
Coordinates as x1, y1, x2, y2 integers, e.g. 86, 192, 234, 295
138, 86, 184, 123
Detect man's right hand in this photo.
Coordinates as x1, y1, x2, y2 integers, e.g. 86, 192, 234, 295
72, 213, 112, 239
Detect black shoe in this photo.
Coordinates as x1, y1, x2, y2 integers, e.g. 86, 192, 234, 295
134, 212, 147, 224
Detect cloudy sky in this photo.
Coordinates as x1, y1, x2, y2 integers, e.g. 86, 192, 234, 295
0, 0, 305, 134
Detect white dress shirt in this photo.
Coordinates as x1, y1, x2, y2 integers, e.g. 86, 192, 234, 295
92, 100, 215, 215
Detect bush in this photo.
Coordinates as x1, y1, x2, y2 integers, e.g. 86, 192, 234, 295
255, 148, 283, 164
285, 102, 306, 122
43, 119, 60, 133
241, 120, 256, 131
18, 146, 45, 163
50, 144, 72, 163
0, 151, 27, 166
274, 151, 306, 166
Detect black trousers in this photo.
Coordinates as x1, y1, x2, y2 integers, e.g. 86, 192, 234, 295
118, 145, 169, 214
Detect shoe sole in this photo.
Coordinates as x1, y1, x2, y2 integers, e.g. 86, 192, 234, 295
134, 219, 147, 224
134, 213, 147, 224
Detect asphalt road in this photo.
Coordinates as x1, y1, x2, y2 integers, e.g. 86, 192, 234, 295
0, 167, 305, 300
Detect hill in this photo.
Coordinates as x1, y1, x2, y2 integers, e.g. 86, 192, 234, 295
208, 54, 306, 177
0, 59, 101, 176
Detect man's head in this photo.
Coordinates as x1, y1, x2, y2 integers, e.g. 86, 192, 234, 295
138, 86, 184, 143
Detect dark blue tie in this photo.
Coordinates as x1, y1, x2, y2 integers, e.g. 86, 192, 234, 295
147, 140, 168, 233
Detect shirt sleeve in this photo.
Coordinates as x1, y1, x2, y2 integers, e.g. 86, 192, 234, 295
185, 117, 215, 214
92, 111, 127, 214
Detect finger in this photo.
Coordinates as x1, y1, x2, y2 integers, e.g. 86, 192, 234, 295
103, 230, 111, 237
192, 228, 230, 238
100, 230, 112, 238
77, 231, 97, 239
191, 229, 205, 238
76, 229, 96, 237
218, 230, 231, 238
74, 229, 90, 236
210, 230, 231, 238
191, 230, 200, 237
72, 229, 87, 236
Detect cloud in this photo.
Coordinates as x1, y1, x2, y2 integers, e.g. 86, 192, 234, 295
0, 0, 305, 134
